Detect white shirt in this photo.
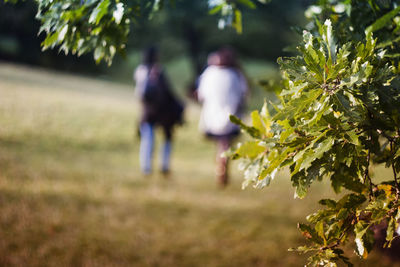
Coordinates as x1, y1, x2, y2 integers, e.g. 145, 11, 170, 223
198, 65, 248, 135
133, 64, 149, 99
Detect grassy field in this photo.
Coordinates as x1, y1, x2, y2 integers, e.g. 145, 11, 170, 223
0, 62, 398, 267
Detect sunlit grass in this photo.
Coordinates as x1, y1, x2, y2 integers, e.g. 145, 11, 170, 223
0, 62, 398, 266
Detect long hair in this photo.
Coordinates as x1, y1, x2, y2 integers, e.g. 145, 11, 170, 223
143, 46, 158, 66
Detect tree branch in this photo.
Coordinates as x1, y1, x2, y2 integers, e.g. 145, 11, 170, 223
390, 141, 400, 190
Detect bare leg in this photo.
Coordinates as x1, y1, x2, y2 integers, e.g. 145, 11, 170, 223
216, 138, 230, 186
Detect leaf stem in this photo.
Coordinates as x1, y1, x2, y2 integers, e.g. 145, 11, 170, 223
377, 129, 396, 142
320, 214, 355, 251
390, 141, 400, 191
365, 138, 373, 200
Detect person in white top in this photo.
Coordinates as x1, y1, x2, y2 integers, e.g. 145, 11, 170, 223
197, 47, 248, 186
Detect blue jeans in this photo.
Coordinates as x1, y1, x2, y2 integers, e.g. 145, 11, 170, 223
140, 122, 172, 174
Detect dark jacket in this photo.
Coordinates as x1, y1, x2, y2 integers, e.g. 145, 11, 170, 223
137, 65, 184, 128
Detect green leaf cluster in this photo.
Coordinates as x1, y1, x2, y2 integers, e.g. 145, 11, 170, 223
25, 0, 269, 64
232, 16, 400, 266
208, 0, 269, 33
305, 0, 400, 69
36, 0, 139, 64
35, 0, 184, 64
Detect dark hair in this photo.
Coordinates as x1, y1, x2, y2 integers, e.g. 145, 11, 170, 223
217, 47, 237, 68
143, 46, 158, 65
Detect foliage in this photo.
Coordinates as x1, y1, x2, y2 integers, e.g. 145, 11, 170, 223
0, 0, 305, 78
304, 0, 400, 65
4, 0, 268, 64
208, 0, 270, 33
34, 0, 138, 65
230, 1, 400, 266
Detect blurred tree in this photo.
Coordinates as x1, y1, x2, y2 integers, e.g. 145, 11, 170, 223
0, 0, 39, 62
0, 0, 106, 74
0, 0, 310, 71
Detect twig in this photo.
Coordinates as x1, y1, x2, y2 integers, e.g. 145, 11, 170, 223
377, 129, 397, 142
364, 147, 373, 200
320, 214, 355, 251
390, 141, 400, 190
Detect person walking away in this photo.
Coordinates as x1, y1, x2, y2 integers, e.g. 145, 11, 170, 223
197, 47, 248, 186
133, 46, 184, 175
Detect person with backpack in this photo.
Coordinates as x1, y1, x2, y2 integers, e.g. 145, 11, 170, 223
197, 47, 248, 186
134, 46, 184, 175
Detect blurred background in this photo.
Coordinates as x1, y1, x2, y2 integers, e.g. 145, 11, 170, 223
1, 1, 398, 266
0, 0, 311, 107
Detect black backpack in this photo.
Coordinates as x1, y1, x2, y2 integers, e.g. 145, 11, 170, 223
141, 66, 185, 126
143, 67, 162, 105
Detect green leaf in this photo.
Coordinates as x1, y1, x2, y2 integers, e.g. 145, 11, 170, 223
304, 94, 330, 127
236, 141, 265, 159
58, 24, 68, 42
113, 3, 124, 24
346, 130, 360, 146
259, 147, 295, 179
365, 6, 400, 35
94, 46, 105, 63
319, 199, 337, 208
232, 9, 243, 34
355, 227, 374, 259
355, 221, 372, 259
315, 220, 326, 244
208, 4, 223, 15
386, 216, 397, 247
292, 130, 330, 175
377, 35, 400, 49
298, 223, 324, 245
321, 19, 337, 64
230, 115, 261, 138
394, 148, 400, 159
342, 194, 367, 209
42, 31, 59, 49
89, 0, 110, 25
310, 137, 334, 163
278, 119, 294, 142
251, 110, 267, 136
236, 0, 256, 9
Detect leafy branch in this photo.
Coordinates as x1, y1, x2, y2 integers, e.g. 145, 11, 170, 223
231, 14, 400, 266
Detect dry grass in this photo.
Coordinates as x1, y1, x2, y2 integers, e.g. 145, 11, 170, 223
0, 62, 398, 266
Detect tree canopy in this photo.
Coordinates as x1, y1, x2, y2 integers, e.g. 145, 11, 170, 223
1, 0, 306, 80
9, 0, 268, 65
